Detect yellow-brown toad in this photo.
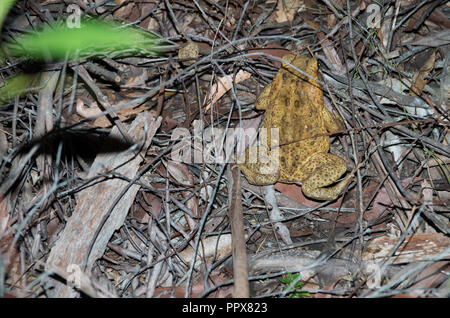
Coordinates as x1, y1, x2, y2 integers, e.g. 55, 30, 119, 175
237, 54, 352, 201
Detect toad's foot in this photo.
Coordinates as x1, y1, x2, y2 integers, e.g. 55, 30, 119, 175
300, 152, 353, 201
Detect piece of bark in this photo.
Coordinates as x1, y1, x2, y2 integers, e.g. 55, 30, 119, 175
46, 112, 161, 297
248, 234, 450, 288
363, 233, 450, 264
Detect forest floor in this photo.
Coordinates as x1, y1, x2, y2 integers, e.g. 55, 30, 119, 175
0, 0, 449, 298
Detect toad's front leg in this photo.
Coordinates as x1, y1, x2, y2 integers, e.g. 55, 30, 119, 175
235, 145, 280, 185
300, 152, 353, 201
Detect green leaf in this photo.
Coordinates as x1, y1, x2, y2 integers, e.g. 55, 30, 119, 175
279, 272, 310, 298
6, 19, 163, 60
0, 73, 42, 103
279, 277, 290, 284
0, 0, 16, 30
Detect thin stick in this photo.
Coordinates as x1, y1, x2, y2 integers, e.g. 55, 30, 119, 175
228, 166, 249, 297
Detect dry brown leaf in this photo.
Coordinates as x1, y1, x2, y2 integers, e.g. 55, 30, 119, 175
94, 0, 107, 14
131, 192, 162, 223
409, 29, 450, 47
274, 183, 344, 208
271, 0, 305, 23
410, 50, 436, 96
113, 0, 135, 18
380, 5, 394, 49
163, 116, 179, 131
179, 234, 232, 266
403, 261, 449, 297
76, 98, 102, 118
204, 70, 251, 113
165, 160, 194, 187
403, 1, 447, 31
363, 185, 391, 222
363, 233, 450, 264
76, 98, 157, 128
121, 66, 149, 88
317, 32, 344, 73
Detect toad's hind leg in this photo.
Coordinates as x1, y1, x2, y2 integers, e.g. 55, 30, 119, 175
300, 152, 353, 201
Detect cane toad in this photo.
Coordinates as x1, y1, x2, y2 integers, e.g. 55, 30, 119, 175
237, 54, 352, 201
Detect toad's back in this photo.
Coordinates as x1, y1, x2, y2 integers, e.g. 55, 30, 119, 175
257, 54, 330, 181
